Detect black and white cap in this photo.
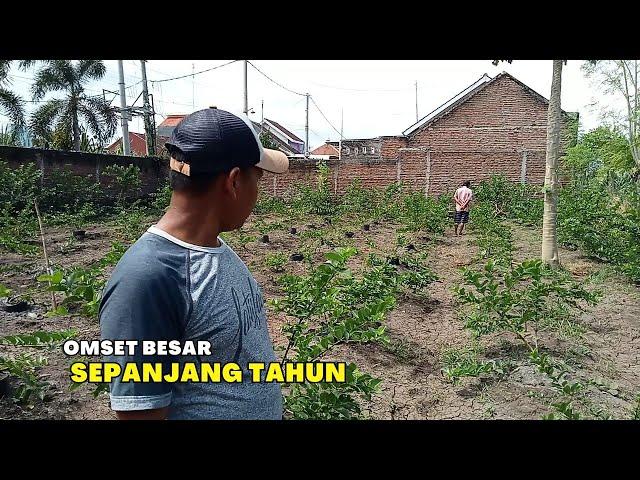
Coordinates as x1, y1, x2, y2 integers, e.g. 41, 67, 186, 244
165, 107, 289, 176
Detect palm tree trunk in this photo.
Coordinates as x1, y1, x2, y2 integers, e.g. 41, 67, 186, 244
71, 93, 80, 151
541, 60, 563, 267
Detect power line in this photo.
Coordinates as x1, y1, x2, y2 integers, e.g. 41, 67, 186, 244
149, 60, 238, 84
309, 80, 413, 93
145, 62, 216, 89
247, 61, 306, 97
310, 96, 341, 137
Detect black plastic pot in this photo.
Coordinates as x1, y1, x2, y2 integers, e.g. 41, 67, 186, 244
389, 257, 400, 266
345, 231, 354, 238
73, 230, 86, 240
290, 227, 297, 235
290, 253, 304, 262
261, 235, 270, 243
1, 299, 30, 313
363, 224, 370, 231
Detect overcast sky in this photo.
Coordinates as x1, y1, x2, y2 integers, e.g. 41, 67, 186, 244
2, 60, 620, 150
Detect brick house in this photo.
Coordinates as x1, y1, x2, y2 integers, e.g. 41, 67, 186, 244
251, 118, 306, 156
268, 72, 578, 197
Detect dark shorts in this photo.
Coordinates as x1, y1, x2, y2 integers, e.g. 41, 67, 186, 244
454, 211, 469, 224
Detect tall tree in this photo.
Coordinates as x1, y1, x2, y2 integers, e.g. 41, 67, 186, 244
0, 60, 25, 128
28, 60, 117, 151
541, 60, 564, 267
493, 60, 564, 267
582, 60, 640, 177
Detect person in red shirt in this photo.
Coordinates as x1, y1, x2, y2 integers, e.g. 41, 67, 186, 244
453, 180, 473, 236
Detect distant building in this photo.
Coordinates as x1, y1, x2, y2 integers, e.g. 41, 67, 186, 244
106, 132, 169, 157
157, 114, 188, 138
250, 118, 306, 157
310, 141, 340, 160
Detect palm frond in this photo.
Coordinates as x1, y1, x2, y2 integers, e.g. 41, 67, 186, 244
31, 62, 69, 101
28, 99, 66, 139
78, 95, 118, 145
77, 60, 106, 82
0, 88, 25, 127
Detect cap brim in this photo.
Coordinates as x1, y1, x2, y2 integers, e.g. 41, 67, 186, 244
256, 148, 289, 174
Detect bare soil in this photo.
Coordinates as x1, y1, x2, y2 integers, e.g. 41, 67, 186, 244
2, 212, 638, 420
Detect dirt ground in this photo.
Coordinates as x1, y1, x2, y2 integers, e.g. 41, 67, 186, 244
1, 211, 639, 420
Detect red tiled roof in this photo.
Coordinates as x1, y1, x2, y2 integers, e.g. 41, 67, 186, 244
310, 143, 339, 156
158, 114, 187, 128
106, 132, 170, 156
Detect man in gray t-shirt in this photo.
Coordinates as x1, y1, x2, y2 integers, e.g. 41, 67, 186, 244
99, 107, 289, 420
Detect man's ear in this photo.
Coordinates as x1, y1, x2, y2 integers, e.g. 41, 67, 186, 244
225, 167, 242, 200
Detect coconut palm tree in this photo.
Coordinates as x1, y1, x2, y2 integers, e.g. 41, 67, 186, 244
27, 60, 117, 151
0, 60, 25, 128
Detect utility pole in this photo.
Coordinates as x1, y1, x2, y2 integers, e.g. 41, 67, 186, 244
140, 60, 156, 156
243, 60, 248, 115
117, 60, 131, 156
192, 63, 195, 112
415, 80, 419, 122
339, 108, 343, 161
260, 99, 264, 133
305, 93, 309, 157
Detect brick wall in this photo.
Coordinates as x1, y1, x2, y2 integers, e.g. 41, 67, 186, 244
263, 73, 575, 197
2, 74, 575, 200
0, 145, 165, 197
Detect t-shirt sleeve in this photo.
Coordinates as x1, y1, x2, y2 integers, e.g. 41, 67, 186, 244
99, 253, 189, 412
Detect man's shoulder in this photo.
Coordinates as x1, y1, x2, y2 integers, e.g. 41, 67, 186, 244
110, 232, 188, 284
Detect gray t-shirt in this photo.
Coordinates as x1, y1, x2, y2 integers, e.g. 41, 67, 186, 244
99, 225, 283, 420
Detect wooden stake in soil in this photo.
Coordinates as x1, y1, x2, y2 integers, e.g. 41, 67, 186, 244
34, 199, 58, 310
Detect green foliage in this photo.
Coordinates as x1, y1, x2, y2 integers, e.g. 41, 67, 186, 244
271, 247, 396, 419
474, 175, 543, 226
340, 179, 379, 218
398, 192, 449, 233
285, 364, 382, 419
396, 252, 438, 296
0, 330, 77, 348
0, 161, 41, 212
259, 131, 280, 150
102, 164, 142, 209
530, 349, 585, 420
254, 194, 287, 215
455, 259, 598, 342
264, 252, 287, 273
558, 183, 640, 282
39, 169, 100, 213
471, 202, 513, 263
113, 205, 152, 242
38, 267, 105, 319
151, 179, 172, 213
0, 283, 12, 298
0, 205, 38, 255
292, 160, 338, 216
0, 353, 49, 405
441, 344, 511, 384
28, 60, 117, 148
632, 395, 640, 420
563, 126, 636, 188
98, 241, 127, 268
0, 124, 22, 146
